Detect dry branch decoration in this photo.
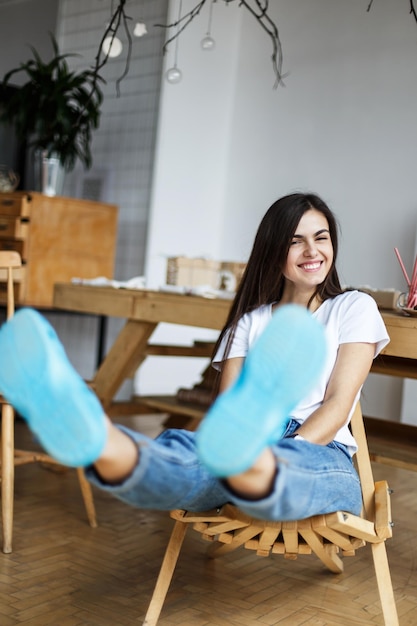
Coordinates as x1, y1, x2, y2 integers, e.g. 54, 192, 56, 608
95, 0, 417, 93
96, 0, 284, 89
94, 0, 133, 95
156, 0, 284, 88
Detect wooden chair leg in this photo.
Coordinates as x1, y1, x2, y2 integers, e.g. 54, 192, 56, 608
76, 468, 98, 528
1, 404, 15, 553
371, 541, 399, 626
143, 520, 188, 626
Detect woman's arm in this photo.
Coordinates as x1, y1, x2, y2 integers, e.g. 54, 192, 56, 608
218, 342, 375, 446
295, 341, 375, 445
218, 356, 245, 394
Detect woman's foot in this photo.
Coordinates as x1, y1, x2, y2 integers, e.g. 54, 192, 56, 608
196, 304, 326, 477
0, 308, 107, 467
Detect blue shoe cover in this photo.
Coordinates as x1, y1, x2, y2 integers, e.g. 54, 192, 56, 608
196, 304, 327, 477
0, 308, 107, 467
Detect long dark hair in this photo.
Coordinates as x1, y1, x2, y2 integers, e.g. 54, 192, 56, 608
212, 192, 343, 376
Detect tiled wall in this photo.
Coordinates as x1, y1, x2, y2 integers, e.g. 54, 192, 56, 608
46, 0, 168, 397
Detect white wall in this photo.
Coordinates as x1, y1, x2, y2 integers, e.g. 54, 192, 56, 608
145, 1, 241, 287
141, 0, 417, 418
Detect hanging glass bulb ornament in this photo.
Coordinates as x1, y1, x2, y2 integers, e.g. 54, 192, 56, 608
201, 35, 215, 51
201, 0, 216, 51
165, 0, 183, 84
165, 66, 182, 84
133, 22, 147, 37
102, 35, 123, 58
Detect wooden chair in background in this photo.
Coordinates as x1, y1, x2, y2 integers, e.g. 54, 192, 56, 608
0, 250, 97, 553
143, 402, 398, 626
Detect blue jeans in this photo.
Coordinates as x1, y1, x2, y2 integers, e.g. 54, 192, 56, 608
85, 420, 362, 521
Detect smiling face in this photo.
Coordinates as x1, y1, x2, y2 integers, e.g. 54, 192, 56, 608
282, 209, 334, 301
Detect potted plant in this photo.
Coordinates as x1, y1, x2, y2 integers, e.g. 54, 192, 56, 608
0, 34, 104, 195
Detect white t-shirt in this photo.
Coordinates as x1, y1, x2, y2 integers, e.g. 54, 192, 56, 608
212, 290, 390, 455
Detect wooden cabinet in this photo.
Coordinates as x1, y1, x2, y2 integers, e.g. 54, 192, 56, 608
0, 192, 118, 307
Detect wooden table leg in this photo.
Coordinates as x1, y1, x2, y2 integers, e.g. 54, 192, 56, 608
92, 319, 156, 410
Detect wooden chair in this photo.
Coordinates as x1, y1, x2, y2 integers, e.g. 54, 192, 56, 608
0, 250, 97, 553
143, 402, 398, 626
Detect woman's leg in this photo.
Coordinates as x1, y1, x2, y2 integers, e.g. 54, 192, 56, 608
224, 438, 362, 521
92, 416, 139, 484
0, 309, 230, 511
86, 425, 231, 512
86, 412, 362, 520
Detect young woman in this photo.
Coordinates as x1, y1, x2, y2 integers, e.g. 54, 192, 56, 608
0, 192, 389, 521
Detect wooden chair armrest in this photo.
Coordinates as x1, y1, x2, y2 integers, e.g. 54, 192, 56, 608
374, 480, 393, 540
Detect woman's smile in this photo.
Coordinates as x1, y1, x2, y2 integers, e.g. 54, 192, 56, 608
299, 261, 323, 272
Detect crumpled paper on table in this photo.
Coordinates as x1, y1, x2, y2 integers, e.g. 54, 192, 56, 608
159, 284, 235, 299
71, 277, 236, 299
71, 276, 146, 289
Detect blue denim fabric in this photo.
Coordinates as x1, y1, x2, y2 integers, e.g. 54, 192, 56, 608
85, 420, 362, 521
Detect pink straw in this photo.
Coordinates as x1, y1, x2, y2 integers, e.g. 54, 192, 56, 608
394, 247, 411, 287
411, 254, 417, 290
408, 254, 417, 308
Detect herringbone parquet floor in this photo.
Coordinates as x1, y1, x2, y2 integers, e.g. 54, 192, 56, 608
0, 414, 416, 626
